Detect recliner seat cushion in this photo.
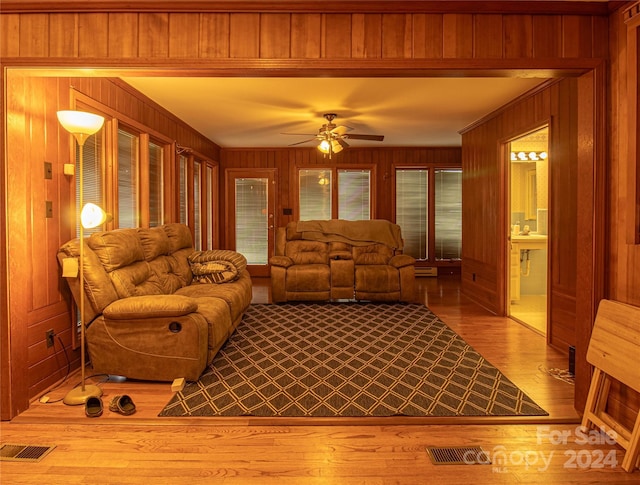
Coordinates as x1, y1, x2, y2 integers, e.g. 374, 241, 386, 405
285, 240, 329, 265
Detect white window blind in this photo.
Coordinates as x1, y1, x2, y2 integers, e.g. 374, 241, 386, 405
299, 169, 332, 220
396, 169, 428, 260
178, 155, 188, 225
338, 169, 370, 220
235, 178, 269, 264
117, 129, 139, 228
206, 165, 213, 250
435, 169, 462, 261
76, 133, 104, 237
193, 161, 202, 250
148, 141, 164, 227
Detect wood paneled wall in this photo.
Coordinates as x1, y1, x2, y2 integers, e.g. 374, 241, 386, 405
460, 79, 579, 352
604, 4, 640, 429
0, 2, 632, 421
1, 9, 609, 62
3, 74, 219, 418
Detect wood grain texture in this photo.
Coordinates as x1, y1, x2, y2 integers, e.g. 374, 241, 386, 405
8, 278, 639, 483
1, 1, 637, 430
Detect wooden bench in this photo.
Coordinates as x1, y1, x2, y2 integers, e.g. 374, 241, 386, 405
581, 299, 640, 472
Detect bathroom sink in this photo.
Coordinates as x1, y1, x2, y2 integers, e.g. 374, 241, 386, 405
511, 234, 547, 250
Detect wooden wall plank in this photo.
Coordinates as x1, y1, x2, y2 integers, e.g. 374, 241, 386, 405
230, 13, 259, 58
107, 13, 139, 58
323, 14, 352, 58
200, 13, 230, 58
474, 14, 503, 58
139, 13, 170, 58
78, 13, 109, 58
351, 14, 382, 58
48, 13, 77, 58
532, 15, 562, 58
382, 14, 412, 58
503, 14, 533, 58
291, 13, 321, 58
0, 14, 20, 57
169, 13, 200, 58
19, 13, 49, 57
562, 15, 594, 58
412, 13, 443, 59
260, 13, 291, 59
442, 13, 473, 58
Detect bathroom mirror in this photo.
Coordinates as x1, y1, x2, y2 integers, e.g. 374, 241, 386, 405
526, 168, 537, 220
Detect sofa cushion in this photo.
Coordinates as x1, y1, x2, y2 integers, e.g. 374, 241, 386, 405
285, 240, 329, 265
109, 261, 165, 298
89, 229, 145, 272
355, 265, 401, 292
138, 227, 171, 261
163, 223, 193, 252
353, 244, 393, 265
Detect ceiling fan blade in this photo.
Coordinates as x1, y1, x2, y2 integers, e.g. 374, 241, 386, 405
288, 138, 318, 146
336, 137, 349, 148
345, 134, 385, 141
331, 125, 353, 135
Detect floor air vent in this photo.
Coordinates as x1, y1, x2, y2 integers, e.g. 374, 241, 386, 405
426, 446, 491, 465
0, 444, 56, 462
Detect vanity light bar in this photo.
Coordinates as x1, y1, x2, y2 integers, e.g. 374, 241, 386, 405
510, 151, 548, 161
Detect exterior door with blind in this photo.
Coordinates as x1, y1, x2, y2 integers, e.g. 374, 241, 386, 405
225, 169, 276, 277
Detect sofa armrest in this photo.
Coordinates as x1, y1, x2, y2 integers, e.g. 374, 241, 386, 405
103, 295, 198, 320
269, 255, 294, 268
389, 254, 416, 269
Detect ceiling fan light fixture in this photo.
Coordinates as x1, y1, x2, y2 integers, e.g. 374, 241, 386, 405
318, 139, 331, 153
331, 140, 343, 153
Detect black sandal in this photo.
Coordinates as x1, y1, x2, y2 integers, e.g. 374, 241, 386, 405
109, 394, 136, 415
85, 396, 103, 418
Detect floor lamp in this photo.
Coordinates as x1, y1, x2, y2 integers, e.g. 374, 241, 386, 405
57, 110, 106, 406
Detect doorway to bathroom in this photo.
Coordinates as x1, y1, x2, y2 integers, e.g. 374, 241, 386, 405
507, 126, 549, 336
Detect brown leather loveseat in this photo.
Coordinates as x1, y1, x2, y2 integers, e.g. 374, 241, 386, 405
57, 223, 252, 382
270, 220, 415, 303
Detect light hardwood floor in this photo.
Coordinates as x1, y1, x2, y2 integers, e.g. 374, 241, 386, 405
2, 276, 637, 483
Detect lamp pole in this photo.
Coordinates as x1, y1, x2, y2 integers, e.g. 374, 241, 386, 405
58, 111, 105, 405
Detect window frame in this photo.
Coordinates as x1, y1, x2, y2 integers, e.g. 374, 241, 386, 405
70, 90, 174, 230
393, 161, 462, 265
295, 163, 377, 221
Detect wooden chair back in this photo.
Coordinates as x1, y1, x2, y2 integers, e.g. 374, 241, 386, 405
582, 299, 640, 472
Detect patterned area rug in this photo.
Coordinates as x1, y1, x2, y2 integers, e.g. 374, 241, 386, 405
159, 303, 547, 418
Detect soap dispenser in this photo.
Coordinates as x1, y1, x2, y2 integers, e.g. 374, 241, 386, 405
513, 221, 520, 235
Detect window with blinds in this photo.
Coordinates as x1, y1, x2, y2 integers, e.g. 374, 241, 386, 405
76, 132, 104, 237
338, 169, 370, 220
299, 169, 332, 220
117, 129, 140, 228
235, 177, 269, 264
434, 169, 462, 261
205, 165, 214, 250
396, 169, 428, 260
148, 141, 164, 227
178, 154, 188, 225
193, 161, 202, 250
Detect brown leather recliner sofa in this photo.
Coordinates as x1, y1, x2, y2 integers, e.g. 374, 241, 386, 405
270, 220, 416, 303
57, 223, 252, 382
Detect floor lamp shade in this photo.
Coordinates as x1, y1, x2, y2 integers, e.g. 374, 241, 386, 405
58, 110, 105, 406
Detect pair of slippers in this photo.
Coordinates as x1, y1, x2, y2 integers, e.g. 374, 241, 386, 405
85, 394, 136, 417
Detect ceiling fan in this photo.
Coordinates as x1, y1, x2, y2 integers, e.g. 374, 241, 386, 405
282, 113, 384, 157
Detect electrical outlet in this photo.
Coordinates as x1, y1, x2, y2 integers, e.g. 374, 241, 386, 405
46, 329, 54, 348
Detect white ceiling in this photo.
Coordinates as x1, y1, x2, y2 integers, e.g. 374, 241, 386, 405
121, 76, 546, 148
